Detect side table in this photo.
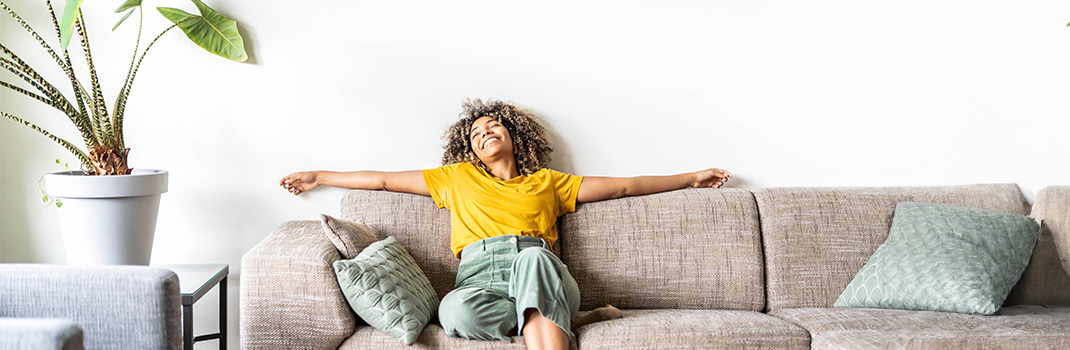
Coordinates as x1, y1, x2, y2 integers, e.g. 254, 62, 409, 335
156, 264, 229, 350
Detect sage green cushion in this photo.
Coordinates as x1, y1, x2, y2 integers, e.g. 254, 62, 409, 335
834, 202, 1040, 315
333, 236, 439, 345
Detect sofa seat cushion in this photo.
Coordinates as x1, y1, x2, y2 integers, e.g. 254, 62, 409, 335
771, 306, 1070, 349
338, 324, 527, 349
576, 309, 810, 350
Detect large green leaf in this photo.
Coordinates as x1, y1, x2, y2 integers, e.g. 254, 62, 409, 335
112, 0, 143, 31
158, 0, 247, 62
115, 0, 144, 13
59, 0, 85, 52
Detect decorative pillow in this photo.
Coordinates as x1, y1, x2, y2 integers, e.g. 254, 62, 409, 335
320, 214, 377, 259
834, 201, 1040, 315
333, 236, 439, 345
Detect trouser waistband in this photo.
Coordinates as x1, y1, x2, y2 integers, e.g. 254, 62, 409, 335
460, 235, 548, 260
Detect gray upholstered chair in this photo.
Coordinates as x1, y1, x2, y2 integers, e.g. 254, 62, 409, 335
0, 264, 182, 350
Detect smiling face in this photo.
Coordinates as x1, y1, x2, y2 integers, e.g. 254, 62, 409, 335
469, 116, 514, 163
440, 99, 552, 176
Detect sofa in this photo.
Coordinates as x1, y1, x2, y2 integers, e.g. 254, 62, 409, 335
241, 183, 1070, 349
0, 264, 183, 350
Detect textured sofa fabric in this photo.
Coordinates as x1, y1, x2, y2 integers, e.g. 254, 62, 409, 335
771, 306, 1070, 349
341, 190, 458, 301
753, 184, 1032, 311
243, 184, 1070, 349
337, 325, 528, 350
559, 188, 765, 311
576, 309, 809, 350
1007, 186, 1070, 306
240, 220, 357, 349
0, 318, 83, 350
0, 264, 181, 350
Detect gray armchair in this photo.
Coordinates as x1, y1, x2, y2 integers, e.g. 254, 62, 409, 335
0, 264, 182, 350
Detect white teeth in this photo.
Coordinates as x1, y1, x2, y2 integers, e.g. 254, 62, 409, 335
482, 137, 499, 149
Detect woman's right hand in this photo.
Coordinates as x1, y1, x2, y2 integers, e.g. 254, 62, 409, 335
280, 171, 320, 195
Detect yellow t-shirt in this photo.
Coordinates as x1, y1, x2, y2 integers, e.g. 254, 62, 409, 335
422, 162, 583, 258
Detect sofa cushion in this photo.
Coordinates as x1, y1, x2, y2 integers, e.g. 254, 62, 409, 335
333, 237, 440, 345
754, 184, 1030, 311
338, 324, 528, 349
771, 306, 1070, 349
576, 309, 810, 350
342, 190, 458, 301
558, 188, 765, 311
835, 202, 1039, 315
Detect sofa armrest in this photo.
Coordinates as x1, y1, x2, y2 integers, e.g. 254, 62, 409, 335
240, 220, 356, 350
0, 264, 180, 349
0, 318, 84, 350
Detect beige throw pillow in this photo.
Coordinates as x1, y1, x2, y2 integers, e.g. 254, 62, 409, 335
320, 214, 377, 259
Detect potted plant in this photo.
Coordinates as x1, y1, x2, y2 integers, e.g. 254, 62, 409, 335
0, 0, 247, 265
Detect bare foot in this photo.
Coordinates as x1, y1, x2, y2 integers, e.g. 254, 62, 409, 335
571, 305, 623, 330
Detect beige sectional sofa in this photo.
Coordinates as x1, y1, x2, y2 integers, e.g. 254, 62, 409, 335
241, 184, 1070, 349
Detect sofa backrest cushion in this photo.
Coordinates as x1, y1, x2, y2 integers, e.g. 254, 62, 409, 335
1006, 186, 1070, 306
342, 190, 458, 301
754, 184, 1030, 311
558, 188, 765, 311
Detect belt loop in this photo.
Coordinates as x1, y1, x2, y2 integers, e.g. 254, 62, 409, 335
481, 239, 486, 251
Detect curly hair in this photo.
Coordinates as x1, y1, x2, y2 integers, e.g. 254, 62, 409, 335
441, 99, 553, 176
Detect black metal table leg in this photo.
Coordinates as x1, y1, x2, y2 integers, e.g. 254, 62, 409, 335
220, 276, 227, 350
163, 264, 228, 350
184, 304, 193, 350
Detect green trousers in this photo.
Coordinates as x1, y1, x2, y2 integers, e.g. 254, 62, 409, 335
438, 235, 581, 341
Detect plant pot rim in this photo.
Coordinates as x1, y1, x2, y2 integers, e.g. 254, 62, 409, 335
46, 169, 167, 177
45, 169, 168, 199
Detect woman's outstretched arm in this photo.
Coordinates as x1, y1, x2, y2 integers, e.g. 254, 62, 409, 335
280, 170, 430, 196
576, 168, 731, 203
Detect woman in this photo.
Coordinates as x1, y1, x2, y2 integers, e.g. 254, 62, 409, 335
280, 99, 731, 350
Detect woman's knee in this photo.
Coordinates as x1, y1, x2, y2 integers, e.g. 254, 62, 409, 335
438, 287, 516, 341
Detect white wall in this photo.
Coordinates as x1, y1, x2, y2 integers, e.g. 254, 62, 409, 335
3, 0, 1070, 348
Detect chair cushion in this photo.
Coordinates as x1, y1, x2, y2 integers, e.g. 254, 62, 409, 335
334, 237, 440, 345
575, 309, 810, 350
835, 202, 1039, 314
771, 306, 1070, 349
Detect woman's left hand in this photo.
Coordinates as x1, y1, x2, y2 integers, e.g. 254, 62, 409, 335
691, 168, 732, 188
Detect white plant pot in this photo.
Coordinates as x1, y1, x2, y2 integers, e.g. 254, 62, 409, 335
44, 169, 168, 265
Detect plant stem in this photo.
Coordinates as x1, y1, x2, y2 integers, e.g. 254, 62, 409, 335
113, 6, 144, 151
0, 80, 53, 107
46, 0, 90, 137
1, 110, 92, 168
0, 42, 92, 144
74, 12, 112, 151
0, 58, 51, 97
112, 17, 193, 147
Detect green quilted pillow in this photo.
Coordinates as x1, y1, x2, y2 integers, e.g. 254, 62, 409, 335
834, 201, 1040, 315
334, 236, 439, 345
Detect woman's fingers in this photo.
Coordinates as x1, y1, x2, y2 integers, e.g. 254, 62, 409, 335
280, 173, 305, 195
